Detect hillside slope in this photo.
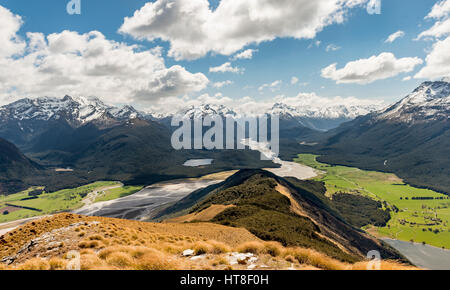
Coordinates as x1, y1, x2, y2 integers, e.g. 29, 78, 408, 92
0, 138, 41, 194
154, 169, 405, 263
0, 213, 416, 270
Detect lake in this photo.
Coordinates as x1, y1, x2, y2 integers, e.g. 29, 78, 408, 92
183, 159, 214, 167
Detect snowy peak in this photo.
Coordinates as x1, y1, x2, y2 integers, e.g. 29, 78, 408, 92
110, 105, 142, 120
379, 81, 450, 123
408, 81, 450, 104
0, 96, 142, 127
269, 102, 380, 120
178, 104, 238, 119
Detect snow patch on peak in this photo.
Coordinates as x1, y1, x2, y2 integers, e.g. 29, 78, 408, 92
178, 104, 238, 119
379, 81, 450, 122
268, 102, 381, 120
0, 95, 141, 126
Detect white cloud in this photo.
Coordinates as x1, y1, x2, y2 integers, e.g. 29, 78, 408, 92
119, 0, 368, 60
209, 62, 243, 74
418, 18, 450, 39
415, 36, 450, 79
385, 30, 405, 43
0, 5, 26, 58
325, 44, 341, 51
291, 77, 299, 85
232, 49, 257, 60
426, 0, 450, 19
259, 80, 282, 92
402, 76, 412, 81
321, 52, 423, 84
0, 5, 208, 105
212, 80, 233, 88
417, 0, 450, 40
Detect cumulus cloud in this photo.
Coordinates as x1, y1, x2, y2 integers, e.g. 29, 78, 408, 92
209, 62, 243, 74
232, 49, 257, 60
415, 1, 450, 79
426, 0, 450, 19
212, 80, 233, 88
291, 77, 299, 85
0, 6, 26, 58
0, 5, 208, 105
415, 36, 450, 79
385, 31, 405, 43
119, 0, 368, 60
418, 0, 450, 40
418, 17, 450, 40
321, 52, 423, 84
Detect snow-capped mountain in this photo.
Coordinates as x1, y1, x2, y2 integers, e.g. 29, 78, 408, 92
378, 81, 450, 123
316, 81, 450, 193
150, 101, 381, 131
0, 96, 147, 150
0, 95, 143, 126
109, 105, 143, 121
175, 104, 238, 119
269, 102, 381, 120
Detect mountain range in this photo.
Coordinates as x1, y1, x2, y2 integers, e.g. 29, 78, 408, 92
0, 98, 277, 194
311, 81, 449, 193
0, 81, 448, 194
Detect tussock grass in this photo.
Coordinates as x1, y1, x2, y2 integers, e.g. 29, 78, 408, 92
236, 241, 265, 254
350, 261, 419, 270
48, 257, 67, 270
0, 213, 418, 270
15, 258, 50, 270
106, 252, 134, 269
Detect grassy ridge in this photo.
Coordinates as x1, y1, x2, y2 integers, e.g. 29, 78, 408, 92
295, 154, 450, 249
192, 175, 359, 262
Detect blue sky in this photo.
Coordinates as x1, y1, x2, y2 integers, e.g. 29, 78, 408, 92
0, 0, 448, 112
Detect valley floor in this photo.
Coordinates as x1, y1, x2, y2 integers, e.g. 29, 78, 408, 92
295, 154, 450, 249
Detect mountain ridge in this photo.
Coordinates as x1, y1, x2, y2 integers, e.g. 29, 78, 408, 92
311, 81, 450, 193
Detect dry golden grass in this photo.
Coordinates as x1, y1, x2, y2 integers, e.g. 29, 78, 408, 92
48, 257, 67, 270
350, 261, 419, 270
0, 213, 419, 270
165, 205, 235, 223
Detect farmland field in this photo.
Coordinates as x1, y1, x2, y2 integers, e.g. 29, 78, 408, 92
0, 181, 120, 223
94, 186, 144, 203
295, 154, 450, 249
